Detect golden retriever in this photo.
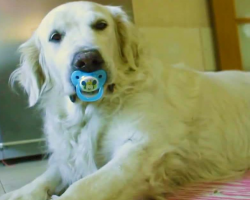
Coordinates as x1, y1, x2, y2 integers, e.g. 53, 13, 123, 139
2, 1, 250, 200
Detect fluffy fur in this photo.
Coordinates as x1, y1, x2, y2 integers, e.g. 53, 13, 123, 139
2, 1, 250, 200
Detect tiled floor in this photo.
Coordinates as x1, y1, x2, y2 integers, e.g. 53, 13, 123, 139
0, 159, 47, 195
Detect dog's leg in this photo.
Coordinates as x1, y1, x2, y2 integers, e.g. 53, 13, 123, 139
56, 142, 154, 200
0, 166, 62, 200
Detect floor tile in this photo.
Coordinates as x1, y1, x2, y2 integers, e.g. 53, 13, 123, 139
0, 160, 47, 193
0, 182, 5, 195
3, 177, 35, 193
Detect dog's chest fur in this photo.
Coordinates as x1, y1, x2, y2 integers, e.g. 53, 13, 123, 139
44, 100, 114, 185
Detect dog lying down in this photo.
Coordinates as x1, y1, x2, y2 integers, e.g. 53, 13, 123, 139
1, 1, 250, 200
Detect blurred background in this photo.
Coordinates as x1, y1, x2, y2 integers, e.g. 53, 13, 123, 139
0, 0, 249, 161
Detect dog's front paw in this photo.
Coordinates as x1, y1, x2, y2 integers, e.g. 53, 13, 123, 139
0, 186, 49, 200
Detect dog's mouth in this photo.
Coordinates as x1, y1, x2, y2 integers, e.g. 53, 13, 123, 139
69, 94, 77, 102
107, 83, 115, 93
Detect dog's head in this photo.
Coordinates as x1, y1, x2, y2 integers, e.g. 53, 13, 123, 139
11, 2, 141, 106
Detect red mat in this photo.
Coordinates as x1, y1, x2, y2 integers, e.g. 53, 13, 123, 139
169, 172, 250, 200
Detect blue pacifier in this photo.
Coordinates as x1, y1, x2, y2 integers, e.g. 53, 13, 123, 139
71, 70, 107, 102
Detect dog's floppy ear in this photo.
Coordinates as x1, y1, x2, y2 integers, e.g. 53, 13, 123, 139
107, 6, 140, 70
10, 33, 49, 107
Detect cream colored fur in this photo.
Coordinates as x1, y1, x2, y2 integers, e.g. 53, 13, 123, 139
1, 1, 250, 200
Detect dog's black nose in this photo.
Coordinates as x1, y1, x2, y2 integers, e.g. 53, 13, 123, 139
72, 50, 104, 72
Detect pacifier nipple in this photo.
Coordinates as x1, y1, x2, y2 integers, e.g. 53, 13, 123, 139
80, 76, 99, 92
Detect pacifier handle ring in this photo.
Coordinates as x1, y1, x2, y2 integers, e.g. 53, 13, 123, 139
76, 84, 104, 102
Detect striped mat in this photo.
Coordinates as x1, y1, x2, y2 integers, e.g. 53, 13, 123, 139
168, 172, 250, 200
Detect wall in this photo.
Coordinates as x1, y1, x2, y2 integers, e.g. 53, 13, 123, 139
132, 0, 217, 71
235, 0, 250, 70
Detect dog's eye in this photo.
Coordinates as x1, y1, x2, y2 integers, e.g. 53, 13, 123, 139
93, 21, 108, 30
49, 32, 62, 42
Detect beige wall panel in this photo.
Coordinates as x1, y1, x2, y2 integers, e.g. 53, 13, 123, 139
133, 0, 211, 28
133, 0, 217, 71
200, 28, 217, 71
140, 27, 204, 71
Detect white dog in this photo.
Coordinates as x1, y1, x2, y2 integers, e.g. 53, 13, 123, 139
2, 1, 250, 200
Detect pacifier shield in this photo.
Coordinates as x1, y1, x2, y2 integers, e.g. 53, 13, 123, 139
71, 70, 107, 102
